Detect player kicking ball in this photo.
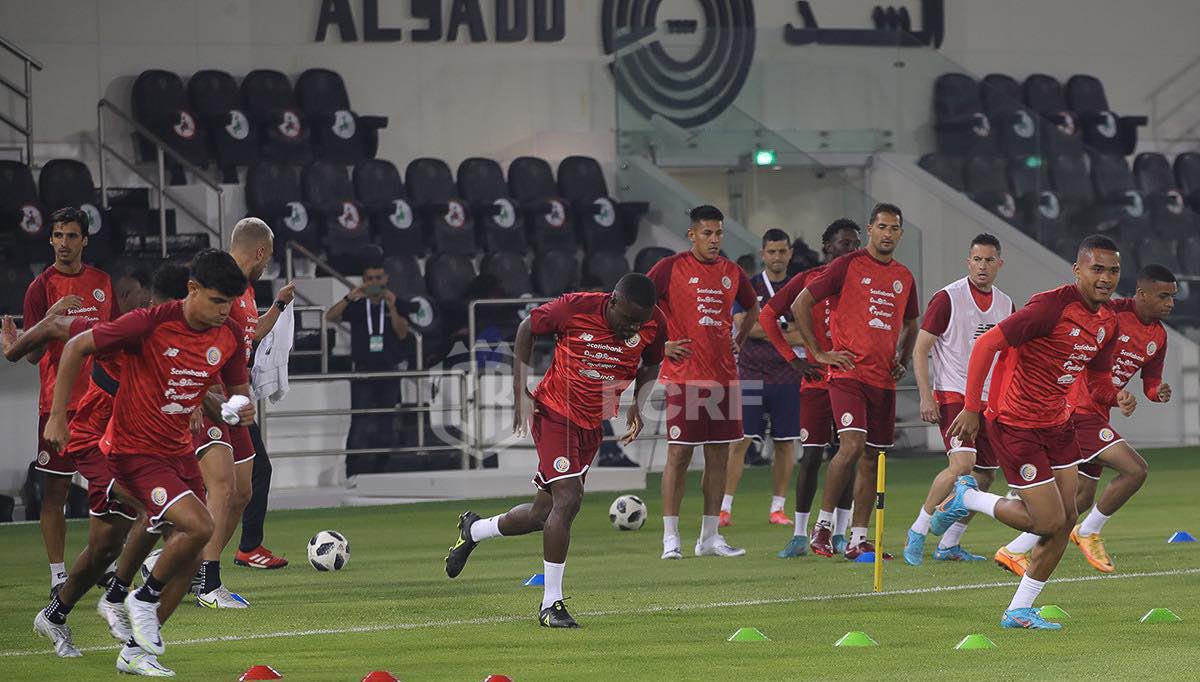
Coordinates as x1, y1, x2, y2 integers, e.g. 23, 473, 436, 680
444, 274, 665, 628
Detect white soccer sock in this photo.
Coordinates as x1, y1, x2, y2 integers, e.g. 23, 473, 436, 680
720, 495, 733, 513
699, 515, 719, 542
794, 512, 811, 535
1077, 505, 1111, 537
938, 521, 968, 549
1006, 574, 1046, 611
50, 562, 66, 588
834, 507, 852, 536
770, 496, 786, 513
541, 561, 565, 610
469, 515, 504, 542
816, 509, 834, 528
1006, 532, 1039, 554
663, 516, 680, 543
911, 508, 932, 535
850, 526, 868, 546
962, 489, 1001, 517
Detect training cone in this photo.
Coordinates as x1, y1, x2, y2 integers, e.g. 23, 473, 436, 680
482, 676, 513, 682
727, 627, 770, 642
361, 672, 399, 682
1039, 604, 1071, 619
523, 573, 544, 586
239, 665, 283, 681
1167, 531, 1197, 543
1140, 608, 1182, 623
834, 631, 877, 647
853, 552, 875, 563
955, 634, 997, 650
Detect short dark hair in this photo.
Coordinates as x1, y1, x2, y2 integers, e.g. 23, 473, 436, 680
689, 205, 724, 223
868, 202, 903, 226
124, 269, 152, 288
49, 207, 87, 234
189, 249, 248, 298
970, 233, 1001, 254
614, 273, 658, 308
761, 228, 791, 248
1138, 263, 1177, 284
1076, 234, 1120, 260
822, 218, 861, 244
151, 263, 191, 300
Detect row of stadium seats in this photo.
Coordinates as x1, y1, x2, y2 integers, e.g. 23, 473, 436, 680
0, 159, 119, 265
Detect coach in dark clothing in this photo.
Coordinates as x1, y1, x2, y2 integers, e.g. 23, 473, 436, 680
326, 262, 410, 476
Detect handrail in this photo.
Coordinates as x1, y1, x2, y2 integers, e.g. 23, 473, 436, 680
0, 33, 42, 165
0, 35, 44, 71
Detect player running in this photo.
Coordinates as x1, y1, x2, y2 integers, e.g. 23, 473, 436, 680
648, 205, 759, 559
758, 219, 863, 557
937, 234, 1123, 629
996, 264, 1174, 576
904, 234, 1013, 565
792, 204, 919, 559
444, 274, 665, 628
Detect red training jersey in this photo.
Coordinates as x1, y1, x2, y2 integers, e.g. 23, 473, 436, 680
95, 300, 247, 458
760, 264, 837, 390
530, 292, 667, 429
23, 264, 114, 413
229, 284, 259, 365
805, 250, 920, 389
1069, 297, 1167, 418
987, 285, 1118, 429
647, 252, 756, 385
60, 316, 122, 455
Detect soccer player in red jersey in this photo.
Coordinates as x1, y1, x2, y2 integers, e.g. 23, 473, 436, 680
647, 205, 759, 560
937, 235, 1123, 629
444, 274, 665, 628
43, 249, 255, 662
21, 207, 114, 592
759, 219, 862, 557
792, 204, 920, 559
998, 264, 1174, 576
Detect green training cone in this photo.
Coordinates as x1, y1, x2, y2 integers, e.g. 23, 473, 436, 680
727, 627, 770, 642
1140, 608, 1182, 623
1039, 604, 1071, 619
834, 631, 878, 647
955, 634, 997, 650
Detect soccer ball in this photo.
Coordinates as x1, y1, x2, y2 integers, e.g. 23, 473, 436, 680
609, 494, 646, 531
140, 548, 162, 583
307, 530, 350, 571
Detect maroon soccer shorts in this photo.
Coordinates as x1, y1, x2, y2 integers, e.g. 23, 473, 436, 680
62, 443, 137, 520
937, 401, 998, 469
663, 381, 744, 445
985, 417, 1082, 489
799, 388, 834, 447
192, 415, 232, 457
1077, 459, 1104, 481
229, 423, 256, 463
109, 454, 207, 530
1072, 412, 1125, 463
828, 378, 896, 448
35, 412, 78, 476
531, 403, 603, 491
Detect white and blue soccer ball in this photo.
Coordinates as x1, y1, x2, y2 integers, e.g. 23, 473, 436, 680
140, 548, 162, 583
307, 530, 350, 571
609, 494, 647, 531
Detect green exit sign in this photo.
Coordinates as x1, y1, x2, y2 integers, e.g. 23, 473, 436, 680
753, 148, 777, 166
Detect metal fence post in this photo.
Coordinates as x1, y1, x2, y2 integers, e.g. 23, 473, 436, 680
156, 146, 167, 258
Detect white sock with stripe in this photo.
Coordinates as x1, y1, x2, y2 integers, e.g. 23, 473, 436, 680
1006, 574, 1046, 611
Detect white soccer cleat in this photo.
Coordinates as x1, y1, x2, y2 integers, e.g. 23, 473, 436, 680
124, 592, 164, 655
196, 586, 250, 609
116, 643, 175, 677
33, 610, 82, 658
695, 534, 746, 557
97, 596, 133, 641
661, 535, 683, 560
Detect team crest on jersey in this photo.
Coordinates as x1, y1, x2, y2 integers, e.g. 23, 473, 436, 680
151, 487, 168, 506
37, 450, 50, 466
206, 347, 221, 365
840, 412, 853, 427
207, 426, 222, 440
892, 280, 903, 294
669, 425, 681, 440
1096, 327, 1106, 344
721, 276, 732, 289
799, 428, 809, 441
1099, 428, 1115, 443
624, 334, 640, 348
950, 436, 963, 449
1019, 464, 1038, 482
93, 288, 106, 302
553, 456, 571, 473
1147, 341, 1157, 356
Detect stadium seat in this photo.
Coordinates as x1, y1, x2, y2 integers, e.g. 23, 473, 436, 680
245, 162, 317, 261
507, 156, 576, 253
1133, 153, 1196, 240
533, 249, 578, 296
1049, 152, 1115, 234
353, 159, 422, 257
131, 69, 209, 183
1173, 152, 1200, 213
1066, 75, 1146, 156
406, 158, 476, 256
584, 250, 630, 291
0, 160, 49, 263
1023, 74, 1085, 156
932, 73, 995, 156
457, 157, 526, 254
294, 68, 387, 164
241, 69, 312, 164
964, 155, 1021, 227
482, 251, 534, 298
557, 155, 646, 251
425, 253, 477, 306
634, 246, 673, 274
301, 161, 370, 272
980, 74, 1042, 158
187, 69, 259, 183
1007, 156, 1064, 243
917, 153, 966, 191
37, 159, 113, 266
1089, 152, 1150, 239
383, 253, 426, 297
0, 262, 33, 314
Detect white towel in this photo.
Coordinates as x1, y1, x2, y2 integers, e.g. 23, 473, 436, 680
252, 300, 295, 403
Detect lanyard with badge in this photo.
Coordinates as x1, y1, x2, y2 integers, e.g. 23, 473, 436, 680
365, 298, 385, 353
762, 271, 806, 359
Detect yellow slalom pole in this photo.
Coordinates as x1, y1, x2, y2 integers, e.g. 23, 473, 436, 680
873, 449, 886, 593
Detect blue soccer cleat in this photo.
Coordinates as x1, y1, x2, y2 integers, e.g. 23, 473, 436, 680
1001, 607, 1062, 630
930, 475, 978, 535
831, 534, 848, 555
933, 544, 986, 561
778, 535, 809, 558
903, 529, 927, 566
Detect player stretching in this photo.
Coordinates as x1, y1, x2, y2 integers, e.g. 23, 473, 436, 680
648, 205, 759, 559
937, 235, 1122, 629
997, 264, 1173, 576
758, 219, 862, 557
22, 207, 114, 593
903, 234, 1013, 565
44, 249, 255, 666
444, 274, 664, 627
793, 204, 919, 559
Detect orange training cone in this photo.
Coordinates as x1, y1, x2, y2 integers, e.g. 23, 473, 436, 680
361, 672, 400, 682
239, 665, 283, 681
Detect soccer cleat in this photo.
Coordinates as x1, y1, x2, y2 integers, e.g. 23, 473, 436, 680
444, 511, 481, 579
33, 611, 81, 658
810, 523, 835, 557
97, 596, 132, 641
831, 533, 848, 555
903, 529, 927, 565
125, 593, 164, 655
539, 599, 579, 628
994, 547, 1030, 576
777, 535, 809, 558
234, 545, 288, 569
195, 585, 250, 608
116, 644, 175, 677
1001, 607, 1062, 630
695, 534, 746, 557
768, 510, 792, 525
661, 535, 683, 560
718, 510, 732, 527
844, 540, 893, 561
930, 475, 978, 535
1070, 525, 1115, 573
933, 545, 986, 561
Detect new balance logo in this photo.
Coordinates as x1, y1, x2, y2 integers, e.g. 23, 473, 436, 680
162, 348, 180, 357
688, 277, 700, 284
579, 333, 594, 341
861, 277, 872, 285
1119, 334, 1130, 342
1069, 328, 1081, 336
972, 323, 996, 340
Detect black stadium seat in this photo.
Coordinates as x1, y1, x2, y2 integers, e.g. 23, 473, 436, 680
1089, 152, 1150, 239
1134, 153, 1196, 240
1007, 156, 1064, 243
964, 155, 1021, 228
457, 157, 526, 254
354, 159, 422, 257
1173, 152, 1200, 213
37, 159, 113, 266
245, 162, 317, 261
1023, 74, 1084, 157
1048, 152, 1108, 233
533, 250, 578, 296
482, 252, 534, 298
980, 74, 1041, 158
383, 253, 425, 297
634, 246, 673, 274
188, 69, 259, 183
425, 253, 476, 306
918, 153, 966, 191
406, 158, 476, 256
1066, 75, 1146, 156
131, 69, 209, 183
507, 156, 576, 253
557, 155, 645, 252
584, 250, 630, 291
0, 262, 33, 314
241, 69, 312, 164
0, 160, 48, 262
932, 73, 995, 156
301, 161, 370, 272
295, 68, 387, 164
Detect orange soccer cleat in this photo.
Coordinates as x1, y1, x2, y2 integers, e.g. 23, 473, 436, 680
1070, 525, 1115, 573
768, 510, 792, 526
718, 510, 732, 527
993, 546, 1029, 577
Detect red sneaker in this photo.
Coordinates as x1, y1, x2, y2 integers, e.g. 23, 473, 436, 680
768, 511, 792, 525
718, 510, 732, 527
844, 540, 894, 561
810, 523, 834, 557
234, 545, 289, 569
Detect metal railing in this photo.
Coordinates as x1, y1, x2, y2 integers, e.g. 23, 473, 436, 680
97, 99, 226, 255
0, 34, 42, 165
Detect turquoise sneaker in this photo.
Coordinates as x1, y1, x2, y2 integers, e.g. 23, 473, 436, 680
778, 535, 809, 558
932, 544, 986, 561
930, 475, 978, 535
831, 534, 848, 555
1001, 607, 1062, 629
903, 529, 926, 566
